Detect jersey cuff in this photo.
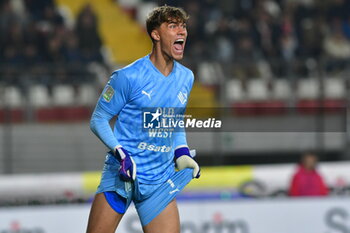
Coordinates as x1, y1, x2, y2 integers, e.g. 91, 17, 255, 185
174, 146, 190, 159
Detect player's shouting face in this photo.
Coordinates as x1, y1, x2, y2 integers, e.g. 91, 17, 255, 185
157, 19, 187, 60
146, 6, 189, 61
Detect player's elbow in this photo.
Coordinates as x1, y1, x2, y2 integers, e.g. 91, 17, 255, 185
89, 105, 114, 135
90, 117, 97, 134
90, 112, 101, 135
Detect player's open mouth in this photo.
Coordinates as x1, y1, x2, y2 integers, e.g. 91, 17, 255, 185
173, 38, 184, 54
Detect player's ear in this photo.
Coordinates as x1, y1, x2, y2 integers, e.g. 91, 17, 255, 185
151, 30, 160, 42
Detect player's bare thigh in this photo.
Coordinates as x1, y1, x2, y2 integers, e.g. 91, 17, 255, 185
142, 199, 180, 233
86, 193, 124, 233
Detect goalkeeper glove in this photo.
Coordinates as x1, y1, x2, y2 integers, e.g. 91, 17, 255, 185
175, 147, 200, 178
114, 146, 136, 181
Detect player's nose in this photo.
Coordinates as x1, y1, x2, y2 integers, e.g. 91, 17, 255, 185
177, 27, 187, 36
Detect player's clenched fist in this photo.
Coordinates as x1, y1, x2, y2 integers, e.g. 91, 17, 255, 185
115, 146, 137, 181
175, 147, 200, 178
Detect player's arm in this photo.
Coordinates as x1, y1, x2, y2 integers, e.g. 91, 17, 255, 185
173, 100, 200, 178
90, 71, 136, 181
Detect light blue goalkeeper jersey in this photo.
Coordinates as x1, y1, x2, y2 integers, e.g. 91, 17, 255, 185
96, 55, 194, 184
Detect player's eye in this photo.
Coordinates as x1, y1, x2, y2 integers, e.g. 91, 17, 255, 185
169, 24, 177, 29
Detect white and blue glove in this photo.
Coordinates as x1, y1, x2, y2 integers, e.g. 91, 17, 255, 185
175, 147, 200, 179
115, 146, 137, 181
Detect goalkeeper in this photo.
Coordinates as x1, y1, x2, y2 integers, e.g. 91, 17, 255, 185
86, 5, 200, 233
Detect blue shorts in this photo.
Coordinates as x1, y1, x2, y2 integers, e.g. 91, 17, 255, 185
96, 153, 193, 226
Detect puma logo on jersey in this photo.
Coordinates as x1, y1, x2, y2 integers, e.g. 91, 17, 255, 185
142, 90, 152, 100
178, 91, 187, 104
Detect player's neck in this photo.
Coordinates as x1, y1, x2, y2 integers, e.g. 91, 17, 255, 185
149, 48, 174, 77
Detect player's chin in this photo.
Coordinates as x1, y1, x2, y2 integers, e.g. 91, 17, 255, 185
172, 51, 185, 60
173, 54, 184, 61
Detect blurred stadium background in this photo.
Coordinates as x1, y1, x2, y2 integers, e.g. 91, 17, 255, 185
1, 0, 350, 232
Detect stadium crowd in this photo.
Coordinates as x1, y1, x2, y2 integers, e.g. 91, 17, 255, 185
163, 0, 350, 79
1, 0, 350, 85
0, 0, 102, 87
